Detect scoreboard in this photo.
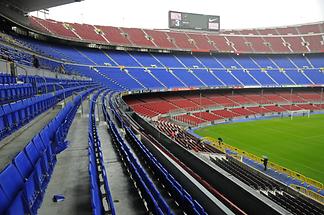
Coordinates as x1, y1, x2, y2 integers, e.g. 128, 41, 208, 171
169, 11, 220, 32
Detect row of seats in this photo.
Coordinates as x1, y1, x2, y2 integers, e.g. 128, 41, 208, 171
88, 90, 115, 215
106, 102, 168, 214
0, 43, 62, 72
0, 85, 90, 141
0, 87, 94, 214
242, 157, 324, 195
125, 126, 207, 214
263, 191, 323, 215
212, 157, 281, 191
36, 81, 93, 94
126, 90, 324, 118
4, 34, 324, 93
155, 120, 220, 153
18, 75, 83, 84
174, 102, 323, 126
0, 83, 36, 104
0, 74, 16, 84
106, 93, 208, 214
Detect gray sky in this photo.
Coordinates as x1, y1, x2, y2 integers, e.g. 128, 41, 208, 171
31, 0, 324, 30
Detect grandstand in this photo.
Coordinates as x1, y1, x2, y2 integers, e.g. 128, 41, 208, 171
0, 0, 323, 215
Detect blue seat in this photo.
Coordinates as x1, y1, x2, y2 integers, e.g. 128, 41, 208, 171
2, 104, 14, 132
23, 171, 42, 214
17, 101, 27, 125
24, 142, 40, 165
0, 108, 6, 137
0, 164, 24, 203
13, 151, 33, 181
9, 103, 21, 128
32, 135, 46, 153
5, 192, 29, 215
0, 186, 10, 214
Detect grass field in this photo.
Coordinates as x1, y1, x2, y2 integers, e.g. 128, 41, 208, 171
194, 114, 324, 183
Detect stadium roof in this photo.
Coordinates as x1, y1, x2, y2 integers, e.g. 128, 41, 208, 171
2, 0, 83, 13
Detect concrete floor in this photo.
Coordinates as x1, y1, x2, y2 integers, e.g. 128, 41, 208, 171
98, 121, 147, 215
0, 106, 60, 170
38, 98, 92, 215
38, 94, 147, 215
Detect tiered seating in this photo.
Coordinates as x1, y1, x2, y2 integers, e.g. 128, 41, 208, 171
246, 106, 269, 114
278, 93, 305, 103
264, 191, 323, 215
131, 105, 159, 117
127, 68, 164, 89
35, 19, 78, 39
142, 29, 176, 49
121, 28, 156, 47
303, 35, 324, 53
95, 26, 131, 45
174, 114, 206, 126
192, 111, 223, 121
88, 90, 115, 215
166, 32, 196, 50
150, 69, 185, 88
230, 107, 255, 116
0, 74, 16, 84
280, 105, 303, 111
297, 23, 321, 34
168, 98, 199, 110
171, 69, 204, 87
226, 94, 255, 104
207, 95, 238, 107
226, 36, 253, 52
264, 37, 290, 52
28, 16, 324, 53
298, 92, 322, 102
284, 36, 308, 53
185, 95, 215, 107
263, 105, 287, 113
0, 85, 89, 141
126, 126, 208, 214
69, 23, 106, 43
0, 83, 35, 104
187, 33, 215, 51
192, 69, 224, 87
211, 109, 239, 118
212, 70, 242, 86
212, 158, 281, 191
107, 107, 171, 214
285, 70, 312, 85
296, 104, 319, 110
244, 94, 272, 104
230, 69, 260, 86
140, 101, 178, 114
262, 94, 288, 103
244, 37, 272, 53
0, 88, 92, 214
155, 120, 219, 153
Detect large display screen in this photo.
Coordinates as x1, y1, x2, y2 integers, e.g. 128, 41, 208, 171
169, 11, 220, 31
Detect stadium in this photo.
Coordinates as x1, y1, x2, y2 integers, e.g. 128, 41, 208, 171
0, 0, 323, 214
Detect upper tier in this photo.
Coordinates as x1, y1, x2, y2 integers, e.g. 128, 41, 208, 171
29, 16, 324, 54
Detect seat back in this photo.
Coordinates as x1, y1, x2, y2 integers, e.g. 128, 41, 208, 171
0, 164, 24, 202
24, 142, 40, 165
13, 151, 33, 180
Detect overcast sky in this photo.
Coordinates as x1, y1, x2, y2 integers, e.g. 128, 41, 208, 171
30, 0, 324, 30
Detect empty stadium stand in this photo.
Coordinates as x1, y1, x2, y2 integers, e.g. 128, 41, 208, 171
0, 13, 323, 215
28, 17, 324, 53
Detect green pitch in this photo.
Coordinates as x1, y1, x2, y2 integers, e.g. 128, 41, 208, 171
194, 114, 324, 183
